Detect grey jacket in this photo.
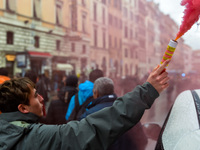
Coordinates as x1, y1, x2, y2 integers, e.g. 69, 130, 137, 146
0, 82, 159, 150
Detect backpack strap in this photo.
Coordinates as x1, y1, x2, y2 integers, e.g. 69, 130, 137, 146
76, 96, 94, 120
68, 93, 79, 121
191, 90, 200, 127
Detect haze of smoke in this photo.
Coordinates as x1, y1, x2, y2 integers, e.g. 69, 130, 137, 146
175, 0, 200, 40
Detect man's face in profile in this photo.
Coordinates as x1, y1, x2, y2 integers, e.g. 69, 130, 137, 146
26, 88, 44, 117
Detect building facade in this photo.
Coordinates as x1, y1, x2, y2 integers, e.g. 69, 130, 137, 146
0, 0, 194, 80
0, 0, 71, 78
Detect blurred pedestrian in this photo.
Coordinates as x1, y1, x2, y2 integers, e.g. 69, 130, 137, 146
35, 74, 48, 116
65, 69, 104, 121
79, 72, 87, 84
0, 67, 10, 84
36, 74, 49, 104
24, 70, 37, 84
59, 74, 67, 90
41, 75, 78, 124
53, 72, 59, 93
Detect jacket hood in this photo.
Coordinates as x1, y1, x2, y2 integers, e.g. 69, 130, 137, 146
78, 80, 94, 105
0, 112, 38, 150
79, 80, 94, 91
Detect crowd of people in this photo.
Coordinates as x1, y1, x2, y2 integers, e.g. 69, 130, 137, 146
0, 59, 199, 150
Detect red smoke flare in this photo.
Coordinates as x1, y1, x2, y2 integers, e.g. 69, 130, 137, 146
175, 0, 200, 41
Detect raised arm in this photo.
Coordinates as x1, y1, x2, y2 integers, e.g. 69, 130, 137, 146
36, 60, 170, 150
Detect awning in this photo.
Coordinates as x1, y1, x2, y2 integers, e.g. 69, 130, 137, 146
28, 51, 52, 58
56, 63, 73, 71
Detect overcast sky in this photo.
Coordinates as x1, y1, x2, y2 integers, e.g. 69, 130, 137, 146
153, 0, 200, 50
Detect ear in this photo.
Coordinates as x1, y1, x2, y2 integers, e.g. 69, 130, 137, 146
18, 104, 29, 114
93, 90, 99, 99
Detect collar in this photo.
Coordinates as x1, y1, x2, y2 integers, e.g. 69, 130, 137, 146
0, 111, 39, 123
87, 94, 117, 109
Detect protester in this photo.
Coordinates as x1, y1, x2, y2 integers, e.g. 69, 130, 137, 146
0, 60, 170, 150
0, 67, 10, 115
36, 74, 49, 105
24, 70, 37, 84
0, 67, 10, 84
53, 72, 59, 93
41, 75, 78, 124
79, 77, 148, 150
24, 71, 47, 116
65, 69, 104, 121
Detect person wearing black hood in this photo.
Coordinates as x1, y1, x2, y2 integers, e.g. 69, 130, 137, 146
41, 75, 78, 124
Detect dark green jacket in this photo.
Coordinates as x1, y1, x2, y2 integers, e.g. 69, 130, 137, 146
0, 82, 159, 150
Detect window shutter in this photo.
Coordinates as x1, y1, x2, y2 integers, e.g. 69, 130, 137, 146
8, 0, 16, 12
34, 0, 41, 19
56, 5, 62, 25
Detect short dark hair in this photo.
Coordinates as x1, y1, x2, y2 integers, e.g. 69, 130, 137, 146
65, 75, 78, 87
89, 69, 104, 83
0, 67, 8, 76
0, 78, 35, 112
24, 70, 37, 84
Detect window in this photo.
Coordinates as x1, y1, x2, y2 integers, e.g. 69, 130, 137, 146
103, 30, 106, 49
135, 51, 138, 59
82, 14, 87, 33
109, 14, 112, 25
130, 49, 134, 58
120, 19, 122, 29
102, 8, 105, 25
124, 26, 128, 38
94, 28, 98, 47
82, 45, 86, 54
70, 6, 77, 31
119, 38, 122, 48
131, 11, 134, 20
93, 3, 97, 21
71, 43, 75, 52
6, 0, 16, 12
56, 40, 61, 50
33, 0, 41, 19
125, 48, 128, 58
114, 0, 118, 8
109, 35, 112, 48
115, 17, 118, 28
102, 0, 106, 4
115, 37, 117, 48
7, 31, 14, 45
125, 64, 129, 75
130, 29, 133, 39
114, 17, 117, 27
119, 0, 122, 10
82, 0, 86, 6
34, 36, 40, 48
123, 7, 128, 17
56, 4, 62, 25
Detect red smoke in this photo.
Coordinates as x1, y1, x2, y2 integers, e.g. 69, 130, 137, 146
175, 0, 200, 41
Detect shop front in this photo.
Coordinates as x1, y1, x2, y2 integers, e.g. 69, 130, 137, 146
27, 51, 52, 76
5, 54, 16, 77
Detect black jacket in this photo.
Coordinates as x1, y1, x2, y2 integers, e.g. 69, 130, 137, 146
79, 94, 117, 120
41, 86, 78, 124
